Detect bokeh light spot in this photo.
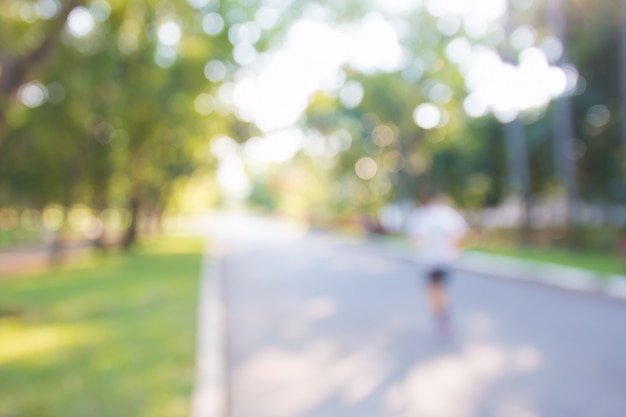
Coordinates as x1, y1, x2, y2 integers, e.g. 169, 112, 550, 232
204, 60, 227, 82
255, 7, 280, 30
233, 43, 257, 66
18, 82, 48, 108
509, 25, 536, 51
37, 0, 62, 19
427, 82, 453, 105
437, 15, 461, 36
355, 157, 378, 180
211, 136, 238, 162
540, 36, 563, 64
158, 21, 182, 46
302, 131, 326, 157
20, 3, 38, 23
413, 103, 441, 129
203, 13, 225, 36
329, 129, 353, 152
445, 37, 472, 65
188, 0, 216, 9
463, 94, 488, 118
194, 94, 215, 115
90, 0, 111, 22
229, 22, 262, 45
372, 124, 396, 147
340, 81, 364, 109
586, 105, 610, 128
67, 7, 95, 37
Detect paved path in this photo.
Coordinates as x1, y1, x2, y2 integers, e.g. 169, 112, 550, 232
199, 214, 626, 417
0, 241, 91, 277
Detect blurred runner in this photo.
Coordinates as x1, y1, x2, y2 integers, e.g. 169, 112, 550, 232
406, 190, 468, 336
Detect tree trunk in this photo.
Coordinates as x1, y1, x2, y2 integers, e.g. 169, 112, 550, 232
501, 8, 534, 246
48, 208, 67, 266
122, 196, 140, 249
0, 2, 78, 145
503, 119, 533, 246
620, 0, 626, 177
91, 148, 110, 251
545, 0, 581, 248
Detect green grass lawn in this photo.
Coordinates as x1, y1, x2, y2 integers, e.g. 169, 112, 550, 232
373, 233, 626, 277
0, 228, 41, 250
473, 246, 625, 277
0, 236, 205, 417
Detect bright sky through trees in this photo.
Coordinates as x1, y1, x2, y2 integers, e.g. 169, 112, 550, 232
214, 0, 570, 176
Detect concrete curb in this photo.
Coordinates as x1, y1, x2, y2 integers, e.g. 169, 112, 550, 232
189, 242, 227, 417
366, 237, 626, 302
457, 252, 626, 301
605, 275, 626, 299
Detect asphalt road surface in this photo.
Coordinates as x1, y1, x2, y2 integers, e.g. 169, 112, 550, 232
208, 215, 626, 417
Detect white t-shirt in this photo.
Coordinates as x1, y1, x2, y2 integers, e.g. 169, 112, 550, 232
406, 203, 468, 268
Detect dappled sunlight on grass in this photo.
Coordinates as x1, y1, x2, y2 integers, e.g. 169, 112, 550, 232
0, 236, 204, 417
0, 321, 100, 365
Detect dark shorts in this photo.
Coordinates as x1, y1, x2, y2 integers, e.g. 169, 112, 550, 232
425, 267, 449, 285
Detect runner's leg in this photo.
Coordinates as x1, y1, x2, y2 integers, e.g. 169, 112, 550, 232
427, 269, 450, 334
